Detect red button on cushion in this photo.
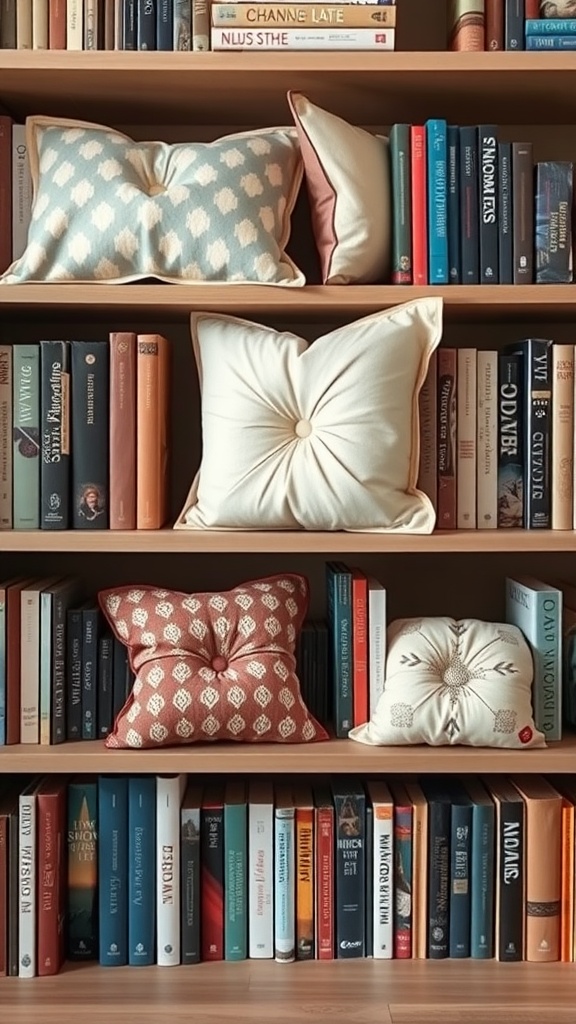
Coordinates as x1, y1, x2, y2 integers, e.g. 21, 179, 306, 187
212, 655, 228, 672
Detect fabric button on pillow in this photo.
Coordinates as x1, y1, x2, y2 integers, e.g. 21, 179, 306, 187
176, 296, 442, 533
99, 574, 327, 748
1, 116, 304, 286
349, 617, 545, 749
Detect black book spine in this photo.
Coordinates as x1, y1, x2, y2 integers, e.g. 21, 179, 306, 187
523, 339, 553, 529
181, 808, 201, 964
498, 142, 513, 284
156, 0, 173, 49
333, 785, 365, 959
137, 0, 156, 49
82, 607, 99, 740
497, 801, 524, 961
478, 125, 499, 283
447, 124, 460, 284
535, 161, 574, 284
201, 801, 224, 958
66, 608, 83, 741
448, 802, 472, 958
123, 0, 137, 48
498, 352, 524, 529
97, 632, 114, 739
40, 340, 70, 530
512, 142, 534, 284
71, 341, 109, 530
365, 800, 373, 958
458, 126, 479, 284
427, 797, 450, 959
504, 0, 524, 50
112, 636, 129, 722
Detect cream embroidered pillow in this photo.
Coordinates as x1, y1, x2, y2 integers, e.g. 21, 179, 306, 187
175, 297, 442, 534
350, 617, 545, 749
1, 116, 304, 286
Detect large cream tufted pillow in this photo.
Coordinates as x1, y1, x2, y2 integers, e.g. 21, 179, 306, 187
175, 297, 442, 533
350, 617, 545, 749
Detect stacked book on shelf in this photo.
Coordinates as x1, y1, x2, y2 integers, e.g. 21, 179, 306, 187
210, 0, 397, 51
2, 770, 576, 976
448, 0, 576, 51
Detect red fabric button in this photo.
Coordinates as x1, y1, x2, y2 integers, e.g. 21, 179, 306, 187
212, 655, 228, 672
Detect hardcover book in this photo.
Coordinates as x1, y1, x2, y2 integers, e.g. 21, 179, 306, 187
507, 338, 552, 529
459, 125, 480, 283
485, 776, 525, 961
201, 783, 225, 962
332, 778, 365, 959
551, 344, 574, 530
97, 631, 114, 739
390, 781, 412, 959
367, 780, 393, 959
294, 782, 314, 961
410, 125, 428, 286
326, 562, 352, 737
157, 0, 173, 48
389, 123, 412, 284
67, 777, 98, 960
535, 162, 573, 283
462, 777, 495, 960
70, 341, 109, 531
511, 776, 562, 961
136, 334, 170, 530
137, 0, 156, 49
314, 782, 334, 961
81, 605, 100, 741
426, 118, 449, 284
477, 350, 498, 529
11, 125, 32, 262
447, 124, 461, 283
368, 577, 386, 717
448, 0, 485, 50
512, 143, 534, 283
224, 780, 248, 961
448, 784, 472, 958
457, 348, 477, 529
156, 774, 186, 967
40, 340, 70, 530
43, 577, 82, 746
128, 775, 156, 967
478, 124, 499, 283
497, 351, 524, 528
497, 141, 513, 283
417, 352, 438, 510
274, 782, 296, 963
404, 779, 428, 959
12, 344, 40, 530
351, 569, 368, 728
66, 605, 84, 742
505, 574, 562, 741
98, 775, 128, 967
0, 344, 12, 529
109, 332, 137, 531
421, 778, 451, 960
504, 0, 524, 48
174, 0, 192, 48
123, 0, 137, 48
181, 781, 202, 965
437, 348, 457, 529
18, 777, 40, 977
248, 779, 274, 959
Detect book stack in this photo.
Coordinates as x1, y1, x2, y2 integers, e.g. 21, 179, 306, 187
210, 0, 397, 51
448, 0, 576, 51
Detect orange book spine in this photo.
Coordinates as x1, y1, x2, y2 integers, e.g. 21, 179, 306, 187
514, 780, 562, 962
295, 799, 314, 960
560, 798, 574, 962
410, 126, 428, 286
109, 332, 137, 531
437, 348, 457, 530
136, 334, 170, 530
315, 804, 334, 960
351, 570, 368, 728
48, 0, 66, 48
525, 0, 539, 16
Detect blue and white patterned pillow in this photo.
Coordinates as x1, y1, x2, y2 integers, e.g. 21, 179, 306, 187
1, 117, 305, 286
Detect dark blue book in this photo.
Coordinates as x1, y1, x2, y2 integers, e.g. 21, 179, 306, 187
70, 340, 109, 531
463, 779, 495, 960
365, 798, 373, 957
98, 776, 128, 966
332, 779, 365, 959
325, 562, 352, 738
498, 142, 513, 284
448, 786, 472, 958
128, 776, 156, 966
81, 605, 99, 740
505, 0, 524, 50
421, 777, 451, 960
156, 0, 173, 49
458, 126, 480, 284
506, 338, 552, 529
40, 340, 70, 530
478, 125, 499, 284
447, 125, 460, 284
137, 0, 156, 49
98, 631, 114, 739
526, 18, 576, 33
498, 351, 524, 529
426, 118, 448, 284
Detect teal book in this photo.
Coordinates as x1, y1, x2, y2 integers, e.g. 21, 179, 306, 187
326, 562, 352, 737
426, 118, 449, 285
67, 778, 98, 960
463, 778, 495, 960
98, 776, 128, 966
506, 575, 562, 741
128, 776, 156, 966
274, 782, 295, 963
448, 784, 472, 958
12, 344, 40, 529
224, 780, 247, 961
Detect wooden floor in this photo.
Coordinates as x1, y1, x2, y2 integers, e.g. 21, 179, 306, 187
2, 961, 576, 1023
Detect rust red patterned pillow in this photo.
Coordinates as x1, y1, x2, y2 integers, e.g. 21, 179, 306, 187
99, 574, 327, 748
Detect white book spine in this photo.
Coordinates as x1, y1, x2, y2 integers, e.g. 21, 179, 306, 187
67, 0, 83, 48
12, 125, 33, 263
457, 348, 477, 529
248, 798, 274, 958
476, 350, 498, 529
20, 588, 41, 744
84, 0, 98, 48
156, 775, 185, 966
114, 0, 123, 48
274, 808, 295, 962
17, 0, 33, 47
417, 349, 438, 511
18, 787, 37, 976
0, 345, 12, 529
32, 0, 48, 47
367, 579, 386, 717
372, 803, 393, 960
211, 26, 395, 48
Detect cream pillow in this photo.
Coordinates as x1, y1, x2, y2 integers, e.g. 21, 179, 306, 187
175, 297, 442, 533
287, 91, 391, 284
350, 617, 545, 749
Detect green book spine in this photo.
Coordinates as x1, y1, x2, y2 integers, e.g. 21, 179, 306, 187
390, 123, 412, 284
224, 796, 247, 961
67, 780, 98, 960
12, 344, 40, 529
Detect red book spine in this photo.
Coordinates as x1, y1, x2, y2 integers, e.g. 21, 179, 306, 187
351, 570, 368, 728
411, 125, 428, 286
0, 116, 12, 274
315, 805, 334, 960
485, 0, 504, 50
37, 787, 66, 976
437, 348, 457, 530
525, 0, 539, 17
0, 814, 7, 976
201, 798, 224, 961
393, 802, 413, 959
109, 332, 137, 530
49, 0, 67, 48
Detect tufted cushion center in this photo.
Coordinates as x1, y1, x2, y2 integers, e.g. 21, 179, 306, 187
211, 655, 228, 673
294, 418, 312, 439
148, 182, 167, 196
442, 656, 471, 691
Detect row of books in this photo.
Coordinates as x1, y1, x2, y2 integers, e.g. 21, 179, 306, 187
447, 0, 575, 51
2, 770, 576, 977
390, 120, 573, 286
209, 1, 397, 50
0, 334, 171, 532
419, 340, 575, 533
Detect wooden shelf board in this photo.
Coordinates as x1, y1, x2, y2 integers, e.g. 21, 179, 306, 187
1, 284, 576, 321
2, 736, 575, 773
2, 528, 576, 554
0, 51, 576, 125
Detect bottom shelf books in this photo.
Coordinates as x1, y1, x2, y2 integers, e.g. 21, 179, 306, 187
1, 771, 575, 976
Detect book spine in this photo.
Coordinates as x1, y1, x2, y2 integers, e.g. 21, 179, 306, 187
477, 350, 498, 529
157, 0, 173, 48
394, 804, 412, 959
448, 0, 485, 50
224, 801, 247, 961
497, 351, 524, 528
192, 0, 209, 48
136, 335, 169, 530
315, 805, 334, 960
20, 588, 40, 744
437, 348, 457, 530
512, 142, 534, 283
201, 804, 225, 961
535, 590, 562, 740
496, 800, 524, 961
524, 339, 552, 529
365, 800, 373, 957
0, 348, 12, 532
527, 17, 576, 32
389, 123, 412, 284
417, 350, 437, 511
156, 777, 183, 967
128, 776, 156, 966
552, 344, 574, 530
296, 806, 314, 960
16, 0, 32, 47
427, 798, 450, 959
11, 124, 32, 262
98, 776, 128, 966
103, 0, 116, 48
66, 608, 83, 741
39, 589, 53, 746
457, 348, 477, 529
274, 807, 295, 962
6, 583, 26, 745
0, 815, 5, 975
504, 0, 524, 48
0, 117, 11, 276
0, 1, 16, 47
470, 803, 495, 959
526, 33, 576, 47
0, 586, 6, 745
97, 633, 114, 739
524, 794, 561, 962
326, 566, 352, 738
48, 0, 66, 48
497, 142, 513, 284
12, 344, 40, 529
71, 341, 109, 530
174, 0, 191, 48
18, 787, 36, 976
40, 340, 70, 530
212, 3, 398, 26
123, 0, 137, 47
486, 0, 504, 48
410, 125, 428, 285
181, 803, 200, 964
83, 0, 98, 47
211, 26, 396, 48
535, 162, 573, 284
351, 572, 368, 728
66, 0, 83, 48
67, 781, 98, 960
459, 126, 480, 283
81, 608, 99, 741
248, 799, 273, 959
334, 790, 365, 959
524, 0, 538, 14
368, 582, 386, 717
372, 802, 393, 959
447, 125, 460, 283
560, 799, 574, 962
449, 803, 472, 958
8, 806, 18, 974
137, 0, 156, 48
478, 125, 499, 283
426, 119, 448, 284
50, 586, 75, 745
